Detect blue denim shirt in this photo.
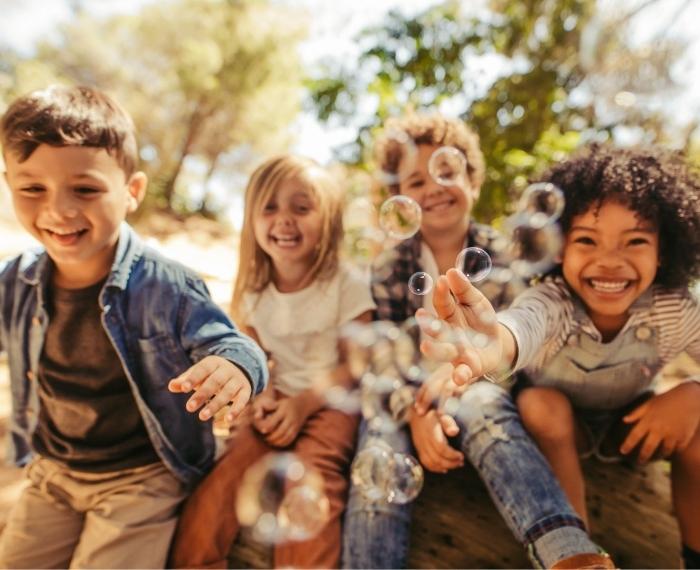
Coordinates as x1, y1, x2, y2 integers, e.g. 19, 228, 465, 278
0, 224, 268, 488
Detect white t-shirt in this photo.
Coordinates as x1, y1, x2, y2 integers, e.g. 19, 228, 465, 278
242, 263, 376, 396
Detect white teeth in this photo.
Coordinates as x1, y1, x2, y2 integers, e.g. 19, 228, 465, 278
48, 229, 83, 236
590, 279, 629, 293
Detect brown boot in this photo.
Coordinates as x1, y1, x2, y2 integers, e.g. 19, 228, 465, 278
551, 552, 616, 569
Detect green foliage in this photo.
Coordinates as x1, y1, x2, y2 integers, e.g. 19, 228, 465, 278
1, 0, 307, 216
307, 0, 689, 223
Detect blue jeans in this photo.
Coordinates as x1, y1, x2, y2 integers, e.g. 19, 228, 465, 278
342, 381, 600, 568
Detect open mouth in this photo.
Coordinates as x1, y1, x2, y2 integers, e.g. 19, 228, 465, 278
270, 235, 301, 248
44, 228, 88, 246
423, 197, 456, 213
585, 278, 632, 294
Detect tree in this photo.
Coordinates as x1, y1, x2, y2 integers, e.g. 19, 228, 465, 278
307, 0, 690, 222
1, 0, 307, 215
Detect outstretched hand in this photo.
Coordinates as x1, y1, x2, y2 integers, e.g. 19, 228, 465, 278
168, 355, 252, 422
418, 268, 504, 385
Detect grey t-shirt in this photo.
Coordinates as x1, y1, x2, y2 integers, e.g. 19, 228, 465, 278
32, 278, 159, 472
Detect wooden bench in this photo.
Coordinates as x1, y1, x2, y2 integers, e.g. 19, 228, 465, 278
226, 459, 678, 569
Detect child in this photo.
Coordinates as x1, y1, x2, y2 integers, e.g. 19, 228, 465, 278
343, 114, 609, 569
0, 85, 268, 569
427, 144, 700, 569
169, 155, 375, 569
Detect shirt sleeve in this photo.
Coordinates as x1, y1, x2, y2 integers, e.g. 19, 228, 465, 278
677, 290, 700, 365
339, 265, 377, 325
497, 281, 571, 372
177, 275, 269, 394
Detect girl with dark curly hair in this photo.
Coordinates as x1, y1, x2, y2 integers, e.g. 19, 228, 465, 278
426, 143, 700, 569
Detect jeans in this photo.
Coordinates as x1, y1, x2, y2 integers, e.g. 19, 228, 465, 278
342, 381, 600, 568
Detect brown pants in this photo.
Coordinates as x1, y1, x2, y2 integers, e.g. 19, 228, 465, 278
169, 405, 359, 569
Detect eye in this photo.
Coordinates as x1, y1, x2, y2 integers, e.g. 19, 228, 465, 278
408, 178, 425, 189
74, 186, 100, 196
294, 203, 311, 214
573, 236, 595, 245
19, 185, 44, 195
262, 203, 277, 213
628, 237, 650, 246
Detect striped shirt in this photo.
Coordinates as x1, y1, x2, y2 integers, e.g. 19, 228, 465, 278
499, 276, 700, 380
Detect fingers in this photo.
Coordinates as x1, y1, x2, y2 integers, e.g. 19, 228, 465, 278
623, 401, 649, 424
168, 356, 219, 393
432, 276, 457, 321
256, 408, 284, 436
620, 420, 645, 456
444, 268, 484, 308
439, 413, 459, 437
637, 432, 662, 464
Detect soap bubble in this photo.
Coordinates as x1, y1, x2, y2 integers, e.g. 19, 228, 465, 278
379, 196, 422, 240
428, 146, 467, 187
518, 183, 565, 228
504, 214, 563, 278
455, 247, 492, 282
408, 271, 433, 296
375, 129, 418, 186
386, 452, 424, 504
236, 453, 329, 544
351, 439, 394, 502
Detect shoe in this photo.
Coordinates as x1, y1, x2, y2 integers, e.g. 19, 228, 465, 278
551, 552, 616, 569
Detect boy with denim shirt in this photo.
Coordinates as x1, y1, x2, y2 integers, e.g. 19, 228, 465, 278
0, 85, 267, 568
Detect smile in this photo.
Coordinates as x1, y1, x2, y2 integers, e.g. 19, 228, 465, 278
44, 228, 88, 246
270, 235, 301, 248
586, 279, 631, 294
423, 198, 456, 212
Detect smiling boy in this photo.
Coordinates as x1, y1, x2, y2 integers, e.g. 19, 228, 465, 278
0, 85, 267, 568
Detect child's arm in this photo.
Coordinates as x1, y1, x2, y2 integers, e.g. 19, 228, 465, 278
254, 310, 373, 448
421, 268, 518, 385
167, 276, 268, 422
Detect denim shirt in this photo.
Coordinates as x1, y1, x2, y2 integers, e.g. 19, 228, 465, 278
0, 224, 268, 488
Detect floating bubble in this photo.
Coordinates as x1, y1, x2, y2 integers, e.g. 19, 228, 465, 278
360, 374, 405, 433
455, 247, 492, 282
351, 440, 394, 502
518, 183, 565, 228
237, 453, 329, 544
428, 146, 467, 187
408, 271, 433, 296
344, 226, 386, 267
378, 195, 422, 240
386, 452, 424, 504
375, 129, 419, 186
504, 213, 563, 277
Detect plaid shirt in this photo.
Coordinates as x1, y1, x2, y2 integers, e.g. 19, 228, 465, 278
371, 222, 521, 323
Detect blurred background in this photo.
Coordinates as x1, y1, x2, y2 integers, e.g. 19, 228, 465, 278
1, 0, 698, 231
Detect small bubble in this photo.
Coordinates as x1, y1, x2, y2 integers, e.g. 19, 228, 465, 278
408, 271, 433, 295
428, 146, 467, 187
518, 183, 565, 227
379, 195, 422, 240
455, 247, 492, 282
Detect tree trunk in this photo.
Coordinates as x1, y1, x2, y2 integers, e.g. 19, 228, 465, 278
162, 106, 204, 210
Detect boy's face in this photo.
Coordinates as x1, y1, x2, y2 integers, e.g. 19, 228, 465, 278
4, 144, 146, 288
562, 200, 659, 333
398, 144, 478, 238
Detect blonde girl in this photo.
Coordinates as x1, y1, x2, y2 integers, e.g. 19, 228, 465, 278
169, 155, 375, 569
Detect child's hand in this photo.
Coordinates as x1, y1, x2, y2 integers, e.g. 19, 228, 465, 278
620, 382, 700, 463
168, 355, 253, 422
409, 409, 463, 473
414, 364, 471, 416
253, 392, 320, 448
419, 268, 503, 385
252, 387, 278, 422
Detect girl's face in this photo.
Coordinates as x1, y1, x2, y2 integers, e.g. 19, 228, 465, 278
398, 144, 478, 237
562, 200, 659, 335
253, 177, 323, 271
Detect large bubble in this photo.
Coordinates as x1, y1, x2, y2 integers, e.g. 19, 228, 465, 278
428, 146, 467, 187
455, 247, 492, 282
379, 195, 422, 240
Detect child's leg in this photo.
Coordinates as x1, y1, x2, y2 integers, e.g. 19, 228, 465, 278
169, 418, 272, 569
517, 386, 588, 526
341, 419, 414, 569
0, 457, 83, 568
275, 408, 359, 569
672, 425, 700, 558
69, 461, 186, 568
455, 381, 604, 569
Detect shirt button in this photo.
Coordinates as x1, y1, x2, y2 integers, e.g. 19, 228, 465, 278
566, 334, 579, 347
635, 326, 651, 341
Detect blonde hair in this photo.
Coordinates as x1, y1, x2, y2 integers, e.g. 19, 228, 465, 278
375, 112, 485, 194
231, 155, 344, 324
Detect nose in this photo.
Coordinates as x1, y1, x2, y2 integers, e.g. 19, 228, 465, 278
45, 192, 79, 220
595, 247, 625, 271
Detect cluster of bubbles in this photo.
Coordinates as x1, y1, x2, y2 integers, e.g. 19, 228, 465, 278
236, 452, 330, 544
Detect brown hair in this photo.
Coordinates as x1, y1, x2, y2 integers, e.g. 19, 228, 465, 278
0, 84, 138, 176
230, 155, 344, 324
374, 112, 485, 194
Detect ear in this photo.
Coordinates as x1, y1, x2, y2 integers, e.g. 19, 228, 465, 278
126, 171, 148, 214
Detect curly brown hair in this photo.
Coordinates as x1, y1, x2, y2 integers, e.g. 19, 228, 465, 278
374, 112, 485, 194
1, 85, 138, 176
539, 143, 700, 288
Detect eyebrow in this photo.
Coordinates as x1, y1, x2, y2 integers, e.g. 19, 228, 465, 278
570, 225, 656, 233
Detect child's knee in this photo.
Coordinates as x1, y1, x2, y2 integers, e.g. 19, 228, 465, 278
518, 387, 575, 441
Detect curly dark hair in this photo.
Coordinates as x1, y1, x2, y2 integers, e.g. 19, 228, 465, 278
539, 143, 700, 288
